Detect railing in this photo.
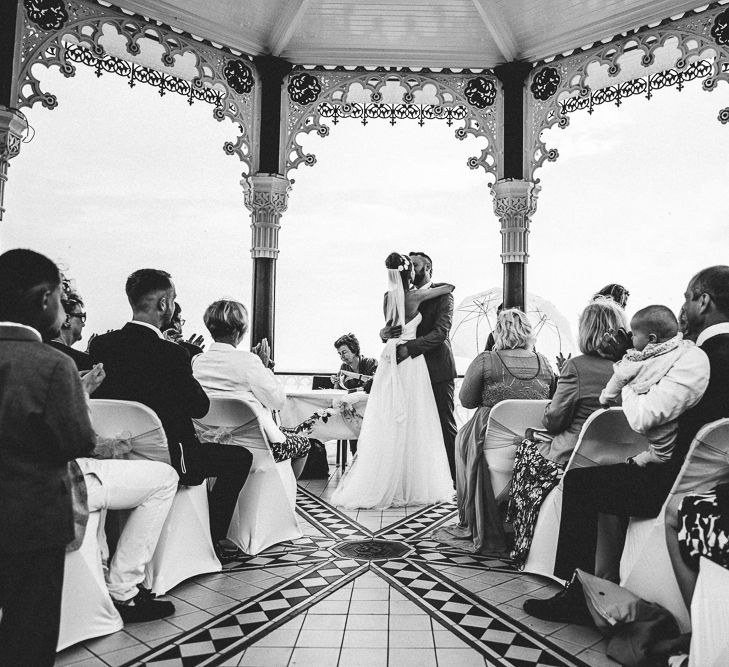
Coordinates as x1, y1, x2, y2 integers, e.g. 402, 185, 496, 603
276, 371, 474, 430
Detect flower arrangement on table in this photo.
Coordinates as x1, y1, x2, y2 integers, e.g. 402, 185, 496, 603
293, 393, 367, 434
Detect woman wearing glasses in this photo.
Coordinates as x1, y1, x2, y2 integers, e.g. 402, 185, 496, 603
47, 287, 93, 371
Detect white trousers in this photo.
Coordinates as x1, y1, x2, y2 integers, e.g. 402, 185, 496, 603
77, 458, 178, 601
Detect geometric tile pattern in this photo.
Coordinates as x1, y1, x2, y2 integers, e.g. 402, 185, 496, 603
296, 486, 372, 540
375, 559, 588, 666
376, 500, 458, 540
121, 488, 593, 666
126, 559, 367, 666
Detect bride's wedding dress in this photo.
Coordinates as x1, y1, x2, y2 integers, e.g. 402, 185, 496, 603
331, 312, 454, 509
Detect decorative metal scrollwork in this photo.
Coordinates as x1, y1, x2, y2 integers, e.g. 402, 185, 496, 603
318, 101, 467, 127
530, 67, 560, 101
17, 0, 257, 175
711, 7, 729, 46
285, 70, 502, 181
23, 0, 68, 31
288, 73, 321, 105
65, 44, 224, 107
223, 60, 254, 95
464, 77, 496, 108
526, 3, 729, 180
719, 107, 729, 124
559, 60, 714, 114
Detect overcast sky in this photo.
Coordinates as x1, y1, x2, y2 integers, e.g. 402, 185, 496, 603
2, 63, 728, 371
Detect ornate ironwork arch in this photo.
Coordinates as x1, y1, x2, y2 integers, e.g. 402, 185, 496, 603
17, 0, 259, 174
526, 2, 729, 180
283, 68, 502, 183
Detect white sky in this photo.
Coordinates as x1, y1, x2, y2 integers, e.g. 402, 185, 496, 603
2, 63, 728, 371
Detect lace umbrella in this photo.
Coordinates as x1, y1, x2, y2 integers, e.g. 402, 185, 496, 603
451, 287, 576, 372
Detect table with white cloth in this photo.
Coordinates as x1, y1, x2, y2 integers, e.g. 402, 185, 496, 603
279, 389, 369, 441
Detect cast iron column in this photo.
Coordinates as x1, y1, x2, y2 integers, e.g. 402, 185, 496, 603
0, 0, 28, 222
246, 56, 293, 355
493, 62, 536, 310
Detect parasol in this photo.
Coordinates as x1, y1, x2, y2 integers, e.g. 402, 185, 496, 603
450, 287, 576, 372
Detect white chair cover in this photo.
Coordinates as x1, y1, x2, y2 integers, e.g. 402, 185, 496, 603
58, 511, 123, 650
484, 399, 550, 501
690, 557, 729, 667
523, 408, 650, 582
194, 397, 302, 555
620, 418, 729, 634
89, 399, 221, 596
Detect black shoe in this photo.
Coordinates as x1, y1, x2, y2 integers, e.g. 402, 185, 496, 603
214, 538, 241, 563
113, 590, 175, 623
523, 573, 593, 625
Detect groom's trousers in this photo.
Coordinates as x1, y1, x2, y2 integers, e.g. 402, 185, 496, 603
432, 379, 457, 483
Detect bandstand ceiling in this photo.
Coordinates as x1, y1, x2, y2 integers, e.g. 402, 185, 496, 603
112, 0, 713, 68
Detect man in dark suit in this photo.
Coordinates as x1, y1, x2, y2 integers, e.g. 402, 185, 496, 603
524, 266, 729, 623
382, 252, 458, 482
0, 249, 96, 666
89, 268, 252, 559
47, 286, 93, 371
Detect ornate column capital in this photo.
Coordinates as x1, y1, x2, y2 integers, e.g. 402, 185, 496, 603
491, 178, 540, 264
241, 173, 291, 259
0, 106, 29, 221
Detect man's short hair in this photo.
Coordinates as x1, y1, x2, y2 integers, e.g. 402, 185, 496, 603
631, 305, 678, 341
0, 249, 61, 321
409, 251, 433, 273
690, 266, 729, 317
203, 299, 248, 340
125, 269, 172, 309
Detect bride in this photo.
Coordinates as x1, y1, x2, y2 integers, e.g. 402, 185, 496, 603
331, 252, 455, 509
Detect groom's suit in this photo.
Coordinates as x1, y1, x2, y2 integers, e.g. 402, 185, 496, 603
404, 283, 458, 482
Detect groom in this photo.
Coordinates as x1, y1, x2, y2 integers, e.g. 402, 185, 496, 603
381, 252, 458, 482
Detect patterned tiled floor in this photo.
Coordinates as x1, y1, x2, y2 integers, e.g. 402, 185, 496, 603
55, 454, 618, 667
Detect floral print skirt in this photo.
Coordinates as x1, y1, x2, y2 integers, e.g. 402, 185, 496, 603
506, 437, 565, 569
678, 484, 729, 570
273, 429, 312, 463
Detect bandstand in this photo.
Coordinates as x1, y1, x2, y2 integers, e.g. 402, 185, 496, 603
3, 0, 729, 351
3, 2, 729, 665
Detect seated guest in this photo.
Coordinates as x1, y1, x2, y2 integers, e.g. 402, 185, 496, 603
329, 333, 378, 456
507, 299, 628, 568
453, 309, 555, 555
524, 266, 729, 622
89, 269, 253, 560
600, 305, 709, 466
163, 302, 204, 359
0, 249, 96, 666
330, 333, 378, 393
192, 300, 311, 478
47, 286, 93, 371
593, 283, 629, 308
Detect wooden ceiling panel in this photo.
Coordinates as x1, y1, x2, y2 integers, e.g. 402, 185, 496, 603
112, 0, 712, 67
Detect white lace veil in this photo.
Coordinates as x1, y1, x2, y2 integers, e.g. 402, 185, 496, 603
385, 269, 406, 329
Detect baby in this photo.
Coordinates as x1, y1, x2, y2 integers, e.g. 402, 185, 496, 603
600, 305, 709, 466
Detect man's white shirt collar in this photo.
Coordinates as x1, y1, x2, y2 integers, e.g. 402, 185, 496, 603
129, 320, 164, 339
418, 281, 433, 290
696, 322, 729, 346
0, 321, 42, 341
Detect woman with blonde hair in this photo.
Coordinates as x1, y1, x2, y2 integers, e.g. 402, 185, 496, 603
443, 309, 556, 555
192, 299, 311, 476
507, 298, 628, 567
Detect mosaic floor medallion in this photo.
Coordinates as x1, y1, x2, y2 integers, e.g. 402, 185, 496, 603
331, 538, 411, 561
